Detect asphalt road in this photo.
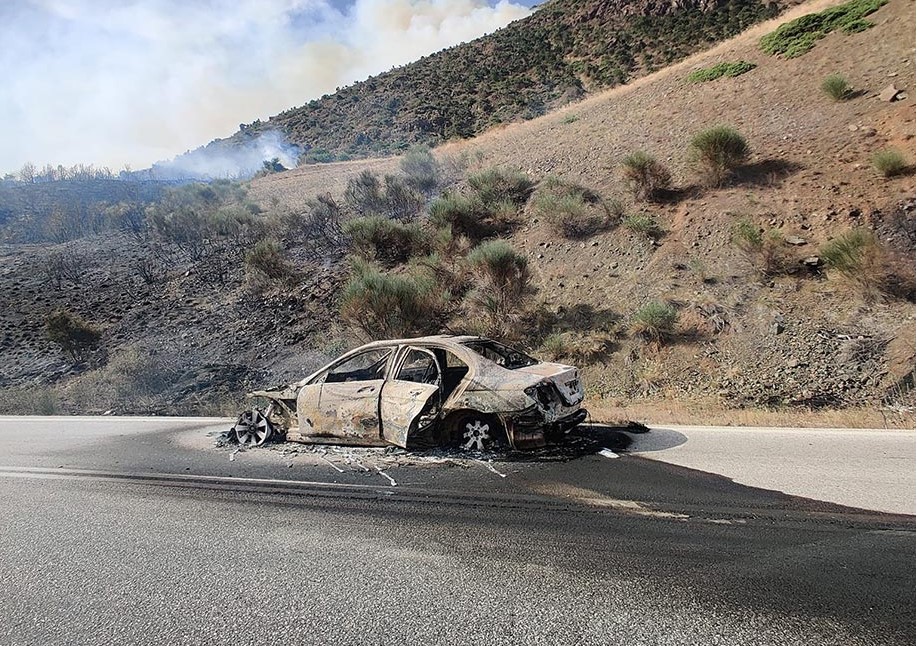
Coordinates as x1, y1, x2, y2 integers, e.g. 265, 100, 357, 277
0, 417, 913, 645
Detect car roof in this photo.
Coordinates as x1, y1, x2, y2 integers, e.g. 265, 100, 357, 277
353, 334, 484, 351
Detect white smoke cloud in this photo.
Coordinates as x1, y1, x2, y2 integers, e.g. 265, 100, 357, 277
0, 0, 532, 174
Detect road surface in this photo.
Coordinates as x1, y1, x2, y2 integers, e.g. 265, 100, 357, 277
0, 417, 913, 645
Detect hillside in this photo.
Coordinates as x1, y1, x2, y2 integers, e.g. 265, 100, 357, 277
200, 0, 787, 162
0, 0, 912, 427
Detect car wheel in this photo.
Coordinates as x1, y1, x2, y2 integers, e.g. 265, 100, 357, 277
453, 413, 505, 452
233, 409, 273, 446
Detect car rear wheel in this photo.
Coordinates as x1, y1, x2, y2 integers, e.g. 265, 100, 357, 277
452, 413, 505, 452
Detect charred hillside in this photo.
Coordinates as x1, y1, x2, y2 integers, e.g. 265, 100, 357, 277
201, 0, 785, 162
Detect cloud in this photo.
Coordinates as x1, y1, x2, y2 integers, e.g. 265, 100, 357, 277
0, 0, 532, 173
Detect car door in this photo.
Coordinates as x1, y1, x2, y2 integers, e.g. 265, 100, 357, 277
380, 347, 442, 448
297, 348, 392, 440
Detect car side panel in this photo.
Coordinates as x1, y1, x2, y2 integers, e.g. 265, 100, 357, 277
295, 379, 383, 439
380, 381, 439, 448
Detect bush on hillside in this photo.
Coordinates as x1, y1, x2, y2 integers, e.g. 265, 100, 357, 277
689, 126, 750, 187
620, 151, 672, 202
45, 309, 102, 363
531, 177, 618, 238
244, 239, 294, 280
630, 302, 679, 346
687, 61, 756, 82
759, 0, 887, 58
467, 168, 535, 207
871, 149, 909, 178
731, 218, 788, 276
622, 213, 663, 239
428, 192, 518, 240
339, 261, 448, 339
64, 345, 179, 413
819, 229, 888, 299
466, 240, 532, 338
821, 74, 851, 101
400, 146, 441, 195
344, 216, 427, 264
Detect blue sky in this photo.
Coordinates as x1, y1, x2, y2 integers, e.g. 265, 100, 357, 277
1, 1, 536, 173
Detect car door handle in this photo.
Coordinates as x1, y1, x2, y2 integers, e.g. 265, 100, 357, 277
409, 390, 423, 397
356, 386, 376, 393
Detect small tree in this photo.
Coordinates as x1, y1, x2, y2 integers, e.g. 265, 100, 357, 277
689, 126, 750, 187
621, 151, 672, 201
45, 310, 102, 363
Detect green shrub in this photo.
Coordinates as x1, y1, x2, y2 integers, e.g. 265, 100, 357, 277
466, 240, 532, 337
631, 302, 679, 345
244, 239, 294, 280
821, 74, 851, 101
622, 213, 663, 238
620, 151, 672, 202
731, 218, 788, 275
400, 146, 441, 194
531, 177, 615, 238
689, 126, 750, 187
759, 0, 887, 58
731, 218, 763, 252
45, 309, 102, 363
428, 192, 517, 240
687, 61, 756, 82
872, 149, 909, 178
343, 216, 427, 263
820, 229, 880, 279
467, 167, 534, 207
340, 261, 448, 339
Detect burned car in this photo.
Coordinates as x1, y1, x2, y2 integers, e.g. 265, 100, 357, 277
232, 335, 587, 451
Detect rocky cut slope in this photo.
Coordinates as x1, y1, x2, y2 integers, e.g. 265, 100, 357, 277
196, 0, 788, 162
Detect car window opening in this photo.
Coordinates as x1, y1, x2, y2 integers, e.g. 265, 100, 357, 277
324, 349, 392, 383
462, 340, 537, 370
432, 349, 470, 399
396, 349, 439, 385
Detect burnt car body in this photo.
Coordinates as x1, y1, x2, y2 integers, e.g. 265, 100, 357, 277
233, 335, 587, 451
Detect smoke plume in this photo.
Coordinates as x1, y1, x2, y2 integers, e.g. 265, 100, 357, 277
1, 0, 533, 175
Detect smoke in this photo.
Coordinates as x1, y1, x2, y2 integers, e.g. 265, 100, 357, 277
149, 131, 301, 180
1, 0, 533, 175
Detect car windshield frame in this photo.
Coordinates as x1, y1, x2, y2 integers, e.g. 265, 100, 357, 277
461, 339, 538, 370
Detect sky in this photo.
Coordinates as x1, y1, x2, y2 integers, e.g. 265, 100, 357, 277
0, 0, 537, 174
